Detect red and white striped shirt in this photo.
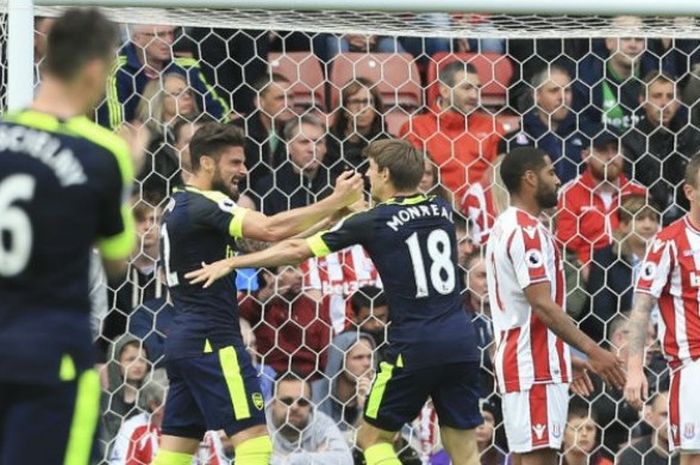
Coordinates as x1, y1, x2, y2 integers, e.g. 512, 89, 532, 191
485, 207, 571, 393
109, 413, 227, 465
301, 245, 382, 334
636, 216, 700, 370
460, 179, 497, 246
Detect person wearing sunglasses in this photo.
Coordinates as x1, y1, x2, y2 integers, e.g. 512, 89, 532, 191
267, 374, 353, 465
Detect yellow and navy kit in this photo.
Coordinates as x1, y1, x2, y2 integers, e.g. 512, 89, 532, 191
0, 110, 134, 384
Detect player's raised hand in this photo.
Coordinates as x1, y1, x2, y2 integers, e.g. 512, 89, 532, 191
623, 367, 649, 410
185, 259, 234, 288
586, 346, 626, 391
332, 170, 364, 206
117, 121, 150, 175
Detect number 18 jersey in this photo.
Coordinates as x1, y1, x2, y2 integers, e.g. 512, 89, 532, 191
306, 194, 479, 369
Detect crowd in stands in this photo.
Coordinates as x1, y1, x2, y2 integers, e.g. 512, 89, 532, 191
32, 14, 700, 464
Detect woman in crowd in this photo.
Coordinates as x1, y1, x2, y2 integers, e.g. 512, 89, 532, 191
328, 78, 388, 172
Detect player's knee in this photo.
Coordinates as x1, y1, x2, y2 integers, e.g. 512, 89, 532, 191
234, 434, 272, 465
152, 449, 194, 465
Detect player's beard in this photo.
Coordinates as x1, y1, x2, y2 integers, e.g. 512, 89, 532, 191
211, 168, 240, 201
535, 178, 558, 209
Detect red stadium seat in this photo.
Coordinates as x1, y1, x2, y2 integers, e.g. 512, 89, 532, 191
383, 108, 412, 137
269, 52, 326, 112
329, 52, 422, 111
426, 52, 514, 109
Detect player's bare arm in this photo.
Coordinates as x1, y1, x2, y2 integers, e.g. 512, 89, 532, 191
186, 238, 314, 288
240, 171, 363, 242
524, 282, 626, 389
623, 292, 656, 409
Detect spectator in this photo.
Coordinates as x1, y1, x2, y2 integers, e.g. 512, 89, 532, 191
418, 155, 453, 205
97, 24, 228, 129
561, 399, 613, 465
556, 126, 647, 267
268, 374, 353, 465
311, 332, 376, 432
102, 335, 151, 446
103, 197, 166, 352
253, 115, 341, 215
173, 113, 217, 183
462, 250, 495, 398
475, 402, 507, 465
108, 376, 165, 465
401, 61, 503, 199
573, 16, 661, 132
348, 286, 389, 350
232, 73, 297, 191
623, 71, 700, 224
460, 154, 507, 246
502, 64, 583, 183
134, 73, 199, 199
583, 196, 660, 342
589, 314, 651, 458
238, 266, 332, 378
301, 245, 382, 334
328, 78, 388, 173
616, 390, 678, 465
109, 374, 230, 465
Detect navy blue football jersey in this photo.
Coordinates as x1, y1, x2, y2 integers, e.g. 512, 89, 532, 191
0, 110, 135, 384
161, 186, 248, 359
307, 194, 479, 368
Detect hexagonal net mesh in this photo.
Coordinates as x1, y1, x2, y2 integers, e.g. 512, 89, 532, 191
5, 3, 700, 464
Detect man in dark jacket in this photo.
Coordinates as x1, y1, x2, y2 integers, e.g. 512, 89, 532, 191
97, 24, 228, 129
254, 114, 341, 215
232, 73, 296, 192
501, 64, 586, 184
623, 71, 700, 224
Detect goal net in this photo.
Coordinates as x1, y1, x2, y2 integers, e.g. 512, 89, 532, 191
2, 2, 700, 464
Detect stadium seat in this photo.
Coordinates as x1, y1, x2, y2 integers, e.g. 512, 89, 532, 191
383, 108, 411, 137
426, 52, 514, 109
269, 52, 326, 112
329, 52, 422, 112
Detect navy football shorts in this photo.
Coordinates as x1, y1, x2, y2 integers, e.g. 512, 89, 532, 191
161, 345, 267, 439
0, 369, 101, 465
364, 360, 483, 432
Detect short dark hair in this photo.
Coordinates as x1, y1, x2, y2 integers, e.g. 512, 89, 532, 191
45, 8, 119, 81
641, 70, 676, 97
439, 61, 479, 88
172, 113, 217, 144
252, 72, 290, 96
274, 372, 311, 397
189, 123, 246, 171
500, 147, 550, 195
363, 139, 424, 191
350, 286, 387, 317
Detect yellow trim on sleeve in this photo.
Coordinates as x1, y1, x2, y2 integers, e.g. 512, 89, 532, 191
228, 206, 248, 239
218, 346, 251, 420
98, 204, 137, 260
306, 232, 332, 257
63, 369, 101, 465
